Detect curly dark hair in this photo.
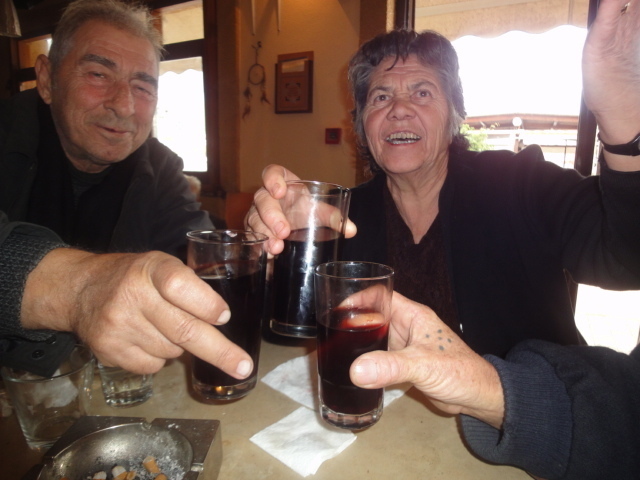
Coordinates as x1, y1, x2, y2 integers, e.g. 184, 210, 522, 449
348, 29, 469, 173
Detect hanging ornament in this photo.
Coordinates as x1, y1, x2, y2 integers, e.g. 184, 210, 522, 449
243, 41, 270, 120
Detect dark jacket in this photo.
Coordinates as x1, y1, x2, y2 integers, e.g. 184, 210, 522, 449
0, 89, 213, 258
343, 145, 640, 356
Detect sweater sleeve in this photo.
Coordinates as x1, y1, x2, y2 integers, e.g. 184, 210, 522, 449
460, 347, 572, 479
0, 214, 68, 340
461, 339, 640, 480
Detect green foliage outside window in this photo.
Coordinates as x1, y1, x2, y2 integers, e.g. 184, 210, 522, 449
461, 123, 493, 152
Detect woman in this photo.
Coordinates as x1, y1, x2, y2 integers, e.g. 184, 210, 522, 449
248, 2, 640, 476
248, 3, 640, 358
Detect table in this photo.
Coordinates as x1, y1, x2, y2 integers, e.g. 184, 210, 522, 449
1, 337, 531, 480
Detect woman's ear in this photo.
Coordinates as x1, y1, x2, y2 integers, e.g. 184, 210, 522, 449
35, 54, 53, 105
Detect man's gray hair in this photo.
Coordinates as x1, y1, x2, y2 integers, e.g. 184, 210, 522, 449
48, 0, 164, 72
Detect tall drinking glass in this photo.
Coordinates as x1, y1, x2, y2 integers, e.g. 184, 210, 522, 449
270, 181, 351, 338
187, 230, 268, 401
315, 261, 394, 430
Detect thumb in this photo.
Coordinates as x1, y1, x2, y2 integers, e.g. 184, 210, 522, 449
350, 350, 411, 389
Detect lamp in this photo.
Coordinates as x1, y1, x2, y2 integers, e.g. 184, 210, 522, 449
1, 0, 21, 37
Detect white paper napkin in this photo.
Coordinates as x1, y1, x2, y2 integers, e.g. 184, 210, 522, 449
261, 351, 409, 410
250, 406, 357, 477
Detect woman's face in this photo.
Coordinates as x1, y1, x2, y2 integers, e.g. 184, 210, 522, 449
362, 55, 452, 177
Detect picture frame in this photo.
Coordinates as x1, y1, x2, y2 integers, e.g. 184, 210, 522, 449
275, 51, 314, 114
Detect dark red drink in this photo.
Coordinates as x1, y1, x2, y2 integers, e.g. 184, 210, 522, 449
271, 227, 342, 337
317, 307, 389, 416
192, 262, 265, 399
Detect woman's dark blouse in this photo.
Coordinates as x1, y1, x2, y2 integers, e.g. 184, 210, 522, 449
341, 145, 640, 357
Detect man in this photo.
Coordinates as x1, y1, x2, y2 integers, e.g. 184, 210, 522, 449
0, 0, 212, 257
0, 0, 221, 374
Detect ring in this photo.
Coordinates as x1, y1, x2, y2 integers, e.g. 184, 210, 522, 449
621, 2, 630, 14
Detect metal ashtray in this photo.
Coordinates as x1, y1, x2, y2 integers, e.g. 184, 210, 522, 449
23, 416, 221, 480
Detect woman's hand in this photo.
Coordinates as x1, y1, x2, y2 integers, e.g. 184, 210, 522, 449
244, 164, 357, 256
582, 0, 640, 170
350, 293, 505, 429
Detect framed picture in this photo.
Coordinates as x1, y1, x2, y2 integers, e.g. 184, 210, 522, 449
275, 51, 313, 114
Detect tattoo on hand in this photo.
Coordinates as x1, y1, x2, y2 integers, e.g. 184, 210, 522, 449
426, 329, 453, 351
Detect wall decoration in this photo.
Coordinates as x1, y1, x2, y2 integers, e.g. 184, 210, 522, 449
275, 51, 313, 114
243, 41, 270, 120
325, 128, 342, 145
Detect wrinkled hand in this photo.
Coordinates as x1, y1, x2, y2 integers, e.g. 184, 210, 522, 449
244, 164, 357, 256
350, 293, 505, 428
21, 249, 253, 377
582, 0, 640, 147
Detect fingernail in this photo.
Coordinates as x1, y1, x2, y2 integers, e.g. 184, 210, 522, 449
353, 358, 378, 385
236, 359, 252, 377
217, 310, 231, 324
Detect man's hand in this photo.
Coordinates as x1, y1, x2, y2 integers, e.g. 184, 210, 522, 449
350, 293, 505, 429
245, 164, 357, 256
21, 248, 253, 378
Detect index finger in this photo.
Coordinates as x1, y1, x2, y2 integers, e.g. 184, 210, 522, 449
149, 261, 254, 379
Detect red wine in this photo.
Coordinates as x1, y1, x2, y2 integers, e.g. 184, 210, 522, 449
271, 227, 342, 336
317, 307, 389, 415
192, 262, 265, 388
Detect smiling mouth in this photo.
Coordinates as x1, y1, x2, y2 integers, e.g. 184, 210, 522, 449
385, 132, 421, 145
102, 126, 128, 135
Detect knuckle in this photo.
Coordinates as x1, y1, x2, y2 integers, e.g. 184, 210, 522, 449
171, 317, 203, 346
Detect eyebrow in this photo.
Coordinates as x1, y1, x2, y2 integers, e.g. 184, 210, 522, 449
368, 79, 439, 98
80, 53, 158, 89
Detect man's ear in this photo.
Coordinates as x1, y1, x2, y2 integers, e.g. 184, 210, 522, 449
35, 54, 53, 104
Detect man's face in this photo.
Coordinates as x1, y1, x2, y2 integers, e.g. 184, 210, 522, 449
38, 20, 159, 173
362, 55, 452, 177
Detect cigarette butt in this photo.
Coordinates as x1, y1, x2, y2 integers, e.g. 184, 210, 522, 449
125, 471, 137, 480
92, 472, 107, 480
156, 474, 168, 480
112, 466, 127, 480
143, 455, 161, 473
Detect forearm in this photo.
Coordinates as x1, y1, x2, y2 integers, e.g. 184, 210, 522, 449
20, 247, 97, 333
461, 349, 572, 480
0, 228, 67, 340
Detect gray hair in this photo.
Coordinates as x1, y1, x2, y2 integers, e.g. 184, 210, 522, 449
348, 29, 469, 173
48, 0, 164, 72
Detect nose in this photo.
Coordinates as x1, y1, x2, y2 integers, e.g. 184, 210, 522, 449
387, 95, 415, 121
104, 81, 135, 117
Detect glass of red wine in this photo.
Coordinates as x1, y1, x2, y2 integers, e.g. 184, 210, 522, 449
186, 230, 268, 401
314, 261, 394, 430
270, 180, 351, 338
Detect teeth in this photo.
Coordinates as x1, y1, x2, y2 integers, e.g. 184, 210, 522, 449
386, 132, 421, 144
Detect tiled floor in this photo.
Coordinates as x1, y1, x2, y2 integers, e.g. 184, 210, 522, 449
575, 285, 640, 354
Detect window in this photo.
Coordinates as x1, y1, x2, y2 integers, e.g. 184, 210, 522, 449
153, 1, 208, 173
16, 34, 50, 91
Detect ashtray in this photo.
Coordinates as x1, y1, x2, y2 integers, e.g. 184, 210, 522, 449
23, 416, 222, 480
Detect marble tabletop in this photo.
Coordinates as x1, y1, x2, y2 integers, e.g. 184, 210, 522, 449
1, 336, 531, 480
